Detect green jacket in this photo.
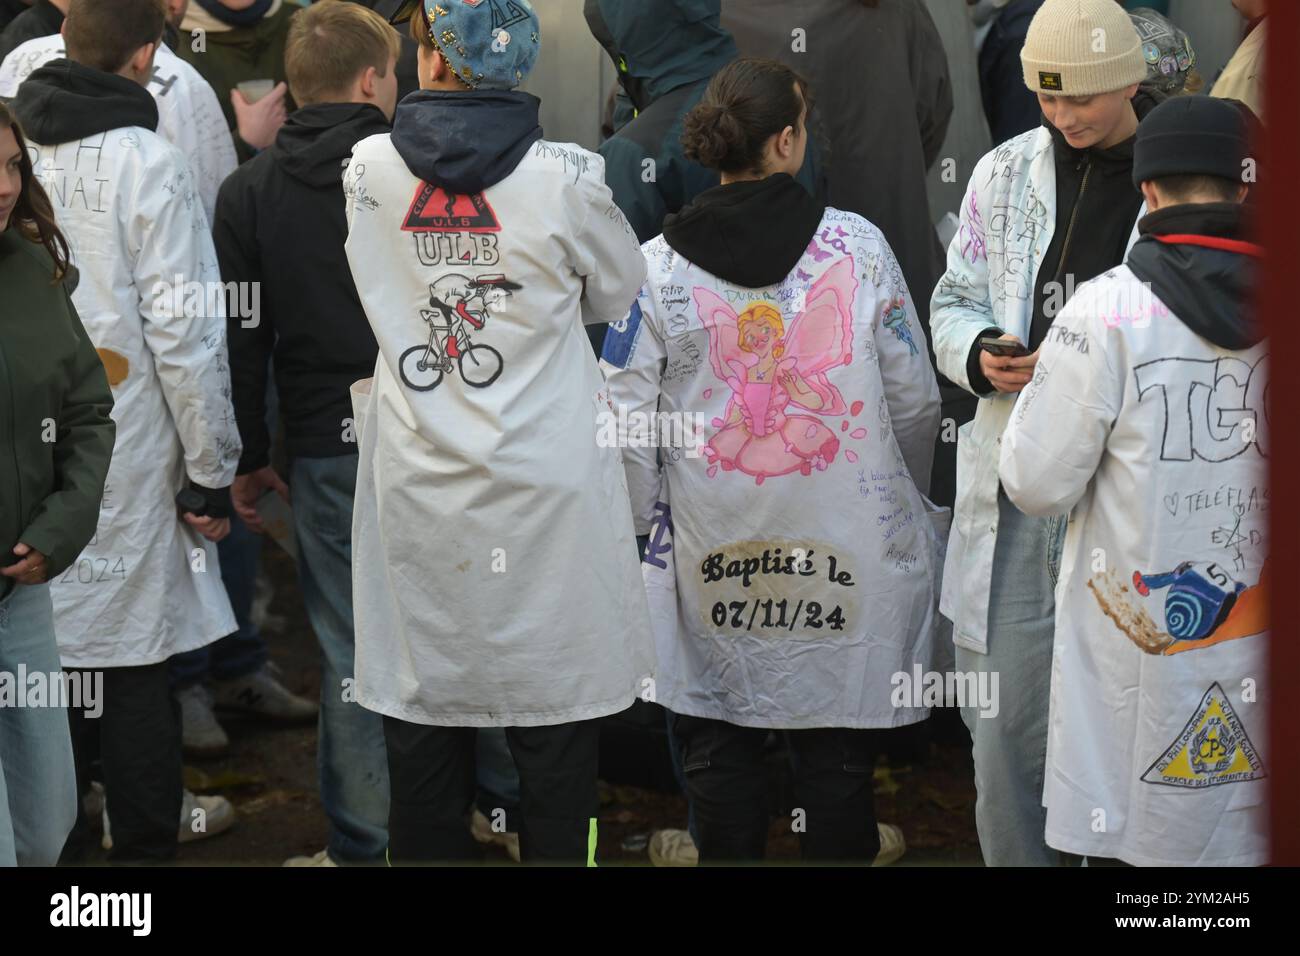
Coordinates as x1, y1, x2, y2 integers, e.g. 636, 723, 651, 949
0, 229, 115, 600
176, 2, 300, 163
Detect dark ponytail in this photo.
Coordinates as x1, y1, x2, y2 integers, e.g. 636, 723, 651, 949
681, 57, 812, 177
1, 101, 70, 283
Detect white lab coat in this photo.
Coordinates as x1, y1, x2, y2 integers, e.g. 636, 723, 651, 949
30, 127, 240, 668
929, 127, 1142, 654
1000, 270, 1269, 866
603, 210, 944, 729
0, 35, 238, 222
343, 136, 655, 726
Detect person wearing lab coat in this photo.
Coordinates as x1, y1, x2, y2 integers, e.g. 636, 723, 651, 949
344, 0, 653, 864
999, 96, 1267, 865
10, 0, 241, 862
929, 0, 1160, 865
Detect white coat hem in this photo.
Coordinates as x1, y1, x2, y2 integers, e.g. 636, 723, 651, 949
355, 689, 641, 728
58, 623, 233, 671
661, 697, 930, 731
1045, 827, 1267, 868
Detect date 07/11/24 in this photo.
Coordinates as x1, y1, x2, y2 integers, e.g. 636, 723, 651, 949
711, 598, 845, 632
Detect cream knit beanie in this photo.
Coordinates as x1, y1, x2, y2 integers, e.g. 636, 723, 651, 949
1021, 0, 1148, 96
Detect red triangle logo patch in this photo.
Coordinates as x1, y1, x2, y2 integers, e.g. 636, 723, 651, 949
402, 183, 502, 233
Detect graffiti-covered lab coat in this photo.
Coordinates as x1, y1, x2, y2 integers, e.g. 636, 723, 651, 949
930, 126, 1142, 654
999, 272, 1268, 866
603, 210, 944, 729
343, 137, 655, 727
0, 35, 238, 222
29, 129, 241, 669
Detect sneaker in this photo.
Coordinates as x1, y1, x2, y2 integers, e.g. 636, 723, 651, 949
470, 807, 521, 863
212, 663, 318, 722
82, 781, 105, 825
175, 683, 230, 756
102, 789, 235, 850
284, 849, 338, 867
872, 822, 906, 866
648, 828, 698, 867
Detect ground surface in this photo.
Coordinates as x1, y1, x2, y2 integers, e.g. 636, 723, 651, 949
98, 545, 983, 866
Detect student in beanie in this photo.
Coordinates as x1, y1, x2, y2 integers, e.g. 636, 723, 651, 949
999, 93, 1267, 866
929, 0, 1164, 865
344, 0, 654, 865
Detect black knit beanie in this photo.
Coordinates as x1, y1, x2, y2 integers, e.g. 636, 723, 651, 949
1132, 95, 1253, 189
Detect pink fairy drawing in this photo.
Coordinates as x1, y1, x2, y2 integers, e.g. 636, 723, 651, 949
694, 257, 858, 484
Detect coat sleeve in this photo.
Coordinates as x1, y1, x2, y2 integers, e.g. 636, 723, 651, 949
157, 61, 238, 225
601, 280, 667, 534
930, 151, 1001, 396
599, 135, 668, 245
212, 171, 272, 475
871, 235, 941, 496
128, 146, 241, 492
18, 293, 116, 577
999, 285, 1121, 517
563, 153, 648, 327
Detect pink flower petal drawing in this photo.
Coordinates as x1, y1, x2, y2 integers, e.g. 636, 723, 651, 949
805, 424, 819, 439
712, 417, 724, 428
850, 428, 868, 439
850, 401, 864, 416
707, 465, 718, 478
845, 450, 859, 463
702, 387, 713, 399
840, 421, 849, 432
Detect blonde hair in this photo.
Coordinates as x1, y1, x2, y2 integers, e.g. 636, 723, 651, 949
285, 0, 401, 107
737, 303, 785, 358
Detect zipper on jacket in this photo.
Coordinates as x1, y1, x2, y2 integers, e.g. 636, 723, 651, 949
1052, 157, 1092, 286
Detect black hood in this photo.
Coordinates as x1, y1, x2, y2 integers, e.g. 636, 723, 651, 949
270, 103, 391, 188
390, 90, 542, 195
11, 58, 157, 143
663, 174, 824, 288
1127, 202, 1262, 350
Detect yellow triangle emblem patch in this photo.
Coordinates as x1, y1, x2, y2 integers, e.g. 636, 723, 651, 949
1141, 683, 1265, 788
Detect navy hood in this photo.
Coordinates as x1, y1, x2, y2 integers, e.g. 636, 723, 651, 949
390, 90, 542, 195
1127, 202, 1262, 351
271, 103, 391, 188
584, 0, 736, 110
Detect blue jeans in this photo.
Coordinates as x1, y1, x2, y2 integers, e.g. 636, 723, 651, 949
956, 489, 1066, 866
169, 516, 268, 687
0, 584, 77, 866
291, 455, 389, 863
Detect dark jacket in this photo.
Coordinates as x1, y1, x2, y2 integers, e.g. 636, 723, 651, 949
585, 0, 738, 245
0, 229, 115, 600
1127, 202, 1262, 350
978, 0, 1045, 146
213, 102, 390, 472
722, 0, 952, 334
176, 2, 299, 162
0, 0, 61, 63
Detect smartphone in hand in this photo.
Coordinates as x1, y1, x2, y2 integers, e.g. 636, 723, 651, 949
979, 336, 1030, 359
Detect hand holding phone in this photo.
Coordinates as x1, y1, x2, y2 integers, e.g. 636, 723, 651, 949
977, 333, 1036, 393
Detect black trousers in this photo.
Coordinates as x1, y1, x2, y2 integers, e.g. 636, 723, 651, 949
61, 661, 183, 863
383, 716, 599, 865
672, 714, 882, 864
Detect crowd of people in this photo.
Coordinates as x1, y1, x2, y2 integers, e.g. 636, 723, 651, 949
0, 0, 1273, 868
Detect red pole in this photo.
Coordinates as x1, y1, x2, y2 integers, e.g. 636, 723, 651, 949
1265, 3, 1299, 866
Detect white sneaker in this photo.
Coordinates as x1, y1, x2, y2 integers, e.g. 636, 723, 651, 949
175, 683, 230, 756
102, 789, 235, 850
212, 664, 317, 721
284, 849, 338, 867
872, 822, 906, 866
470, 807, 521, 862
648, 828, 698, 867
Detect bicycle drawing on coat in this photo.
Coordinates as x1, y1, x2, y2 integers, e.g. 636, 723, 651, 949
399, 273, 521, 391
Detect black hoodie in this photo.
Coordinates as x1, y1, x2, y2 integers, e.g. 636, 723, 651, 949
1127, 202, 1262, 351
662, 173, 825, 288
212, 103, 391, 471
11, 58, 158, 143
0, 0, 62, 63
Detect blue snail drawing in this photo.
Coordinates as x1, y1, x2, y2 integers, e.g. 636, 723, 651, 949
1132, 561, 1246, 641
882, 297, 918, 357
